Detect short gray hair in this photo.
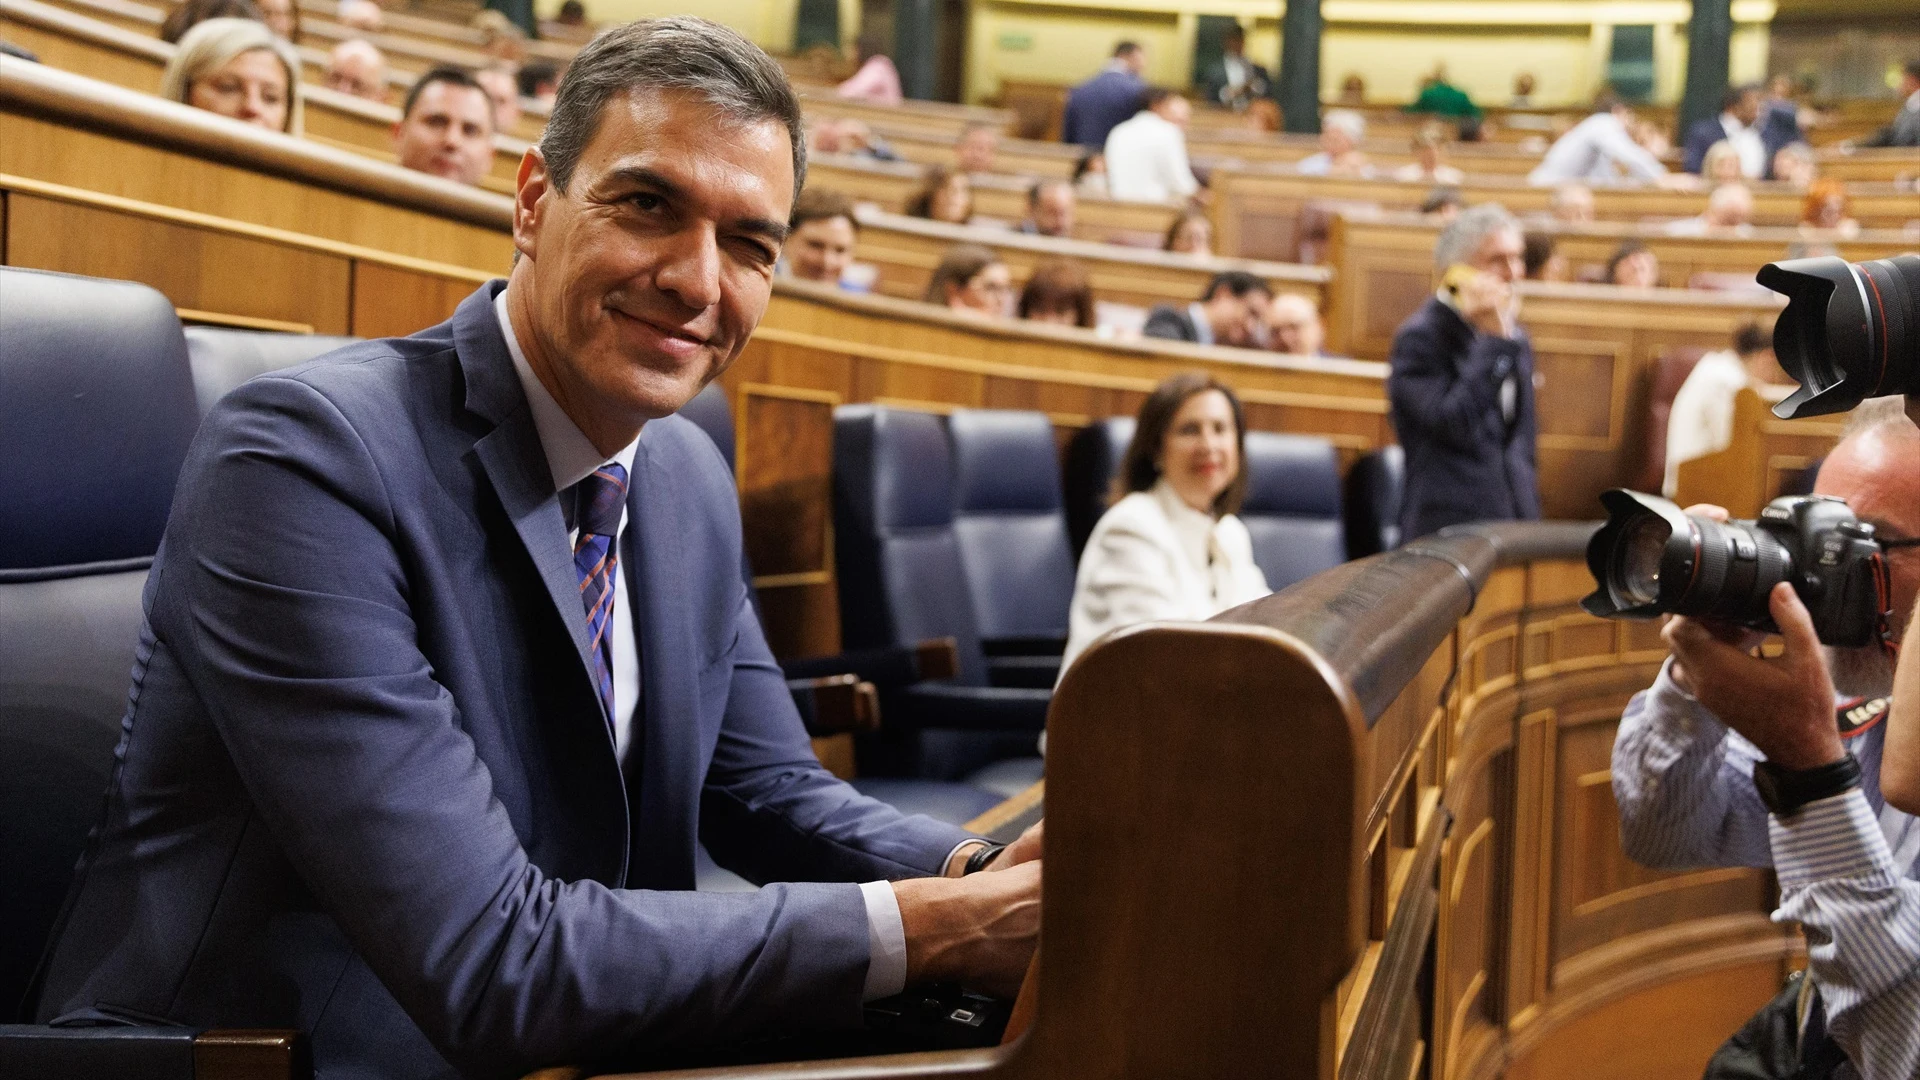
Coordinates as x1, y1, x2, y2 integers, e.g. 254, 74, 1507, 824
1434, 203, 1520, 271
539, 17, 805, 197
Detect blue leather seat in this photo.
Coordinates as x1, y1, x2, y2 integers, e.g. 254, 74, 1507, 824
1344, 446, 1407, 558
833, 406, 1050, 782
184, 327, 361, 416
948, 409, 1075, 687
676, 382, 736, 473
0, 269, 201, 1021
1063, 417, 1135, 559
1239, 432, 1348, 591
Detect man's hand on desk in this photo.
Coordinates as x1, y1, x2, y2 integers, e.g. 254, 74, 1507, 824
896, 820, 1043, 999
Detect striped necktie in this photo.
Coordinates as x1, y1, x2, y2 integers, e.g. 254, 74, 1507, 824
571, 462, 628, 728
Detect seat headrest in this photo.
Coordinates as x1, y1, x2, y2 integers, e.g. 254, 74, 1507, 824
949, 409, 1062, 513
677, 383, 735, 471
1241, 432, 1341, 517
835, 405, 954, 532
184, 327, 360, 416
0, 268, 199, 572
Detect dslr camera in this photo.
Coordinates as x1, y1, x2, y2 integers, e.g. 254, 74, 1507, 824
1581, 490, 1889, 647
1582, 252, 1919, 644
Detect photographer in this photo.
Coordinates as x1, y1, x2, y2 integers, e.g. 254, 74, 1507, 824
1612, 400, 1920, 1079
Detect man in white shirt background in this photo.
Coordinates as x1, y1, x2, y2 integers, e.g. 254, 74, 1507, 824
1682, 83, 1766, 178
1103, 87, 1199, 203
1529, 88, 1695, 189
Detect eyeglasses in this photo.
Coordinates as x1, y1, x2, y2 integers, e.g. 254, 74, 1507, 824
1879, 535, 1920, 550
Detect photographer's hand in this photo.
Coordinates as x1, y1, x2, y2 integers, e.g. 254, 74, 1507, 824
1663, 582, 1844, 770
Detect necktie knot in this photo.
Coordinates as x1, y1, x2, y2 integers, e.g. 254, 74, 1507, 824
574, 462, 628, 539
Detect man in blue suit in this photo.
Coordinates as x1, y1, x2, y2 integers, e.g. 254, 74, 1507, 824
36, 17, 1040, 1080
1387, 204, 1541, 540
1680, 83, 1767, 178
1062, 41, 1147, 149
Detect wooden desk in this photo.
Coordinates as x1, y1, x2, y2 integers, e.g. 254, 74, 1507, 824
567, 521, 1790, 1080
1674, 386, 1844, 517
799, 91, 1013, 140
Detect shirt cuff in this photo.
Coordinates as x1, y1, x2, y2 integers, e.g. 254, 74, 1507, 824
1769, 787, 1899, 891
858, 879, 909, 1001
944, 837, 992, 875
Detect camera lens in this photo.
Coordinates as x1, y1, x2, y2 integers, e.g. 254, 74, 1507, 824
1760, 254, 1920, 418
1582, 490, 1795, 628
1614, 514, 1669, 607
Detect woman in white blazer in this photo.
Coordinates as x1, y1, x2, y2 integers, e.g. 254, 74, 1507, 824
1061, 373, 1271, 678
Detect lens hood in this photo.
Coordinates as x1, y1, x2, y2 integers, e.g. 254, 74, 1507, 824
1581, 489, 1693, 618
1759, 257, 1873, 418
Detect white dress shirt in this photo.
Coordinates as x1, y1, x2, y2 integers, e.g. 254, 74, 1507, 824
1061, 479, 1270, 677
1719, 113, 1766, 178
494, 291, 934, 1002
1528, 111, 1668, 186
1103, 110, 1199, 202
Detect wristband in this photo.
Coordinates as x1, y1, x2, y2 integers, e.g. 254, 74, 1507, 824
1752, 754, 1861, 817
962, 842, 1006, 876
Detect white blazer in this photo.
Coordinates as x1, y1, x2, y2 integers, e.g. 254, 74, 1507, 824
1060, 479, 1271, 679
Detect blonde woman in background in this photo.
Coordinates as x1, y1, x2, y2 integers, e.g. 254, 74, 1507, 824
160, 17, 302, 134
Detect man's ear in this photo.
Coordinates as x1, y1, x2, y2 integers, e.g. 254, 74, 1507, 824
513, 146, 551, 263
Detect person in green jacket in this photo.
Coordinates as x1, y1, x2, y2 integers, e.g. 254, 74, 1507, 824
1406, 65, 1481, 120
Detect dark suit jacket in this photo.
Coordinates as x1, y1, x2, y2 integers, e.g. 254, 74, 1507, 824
1863, 103, 1920, 148
1141, 304, 1201, 343
1062, 68, 1145, 148
1199, 57, 1270, 107
37, 282, 969, 1079
1387, 297, 1541, 539
1681, 117, 1728, 174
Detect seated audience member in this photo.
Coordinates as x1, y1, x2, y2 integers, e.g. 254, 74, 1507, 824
1143, 271, 1269, 347
1200, 24, 1270, 110
1660, 321, 1778, 495
1698, 139, 1745, 185
1017, 259, 1095, 328
1800, 177, 1861, 237
837, 35, 903, 105
392, 67, 496, 188
1771, 141, 1817, 188
1020, 179, 1076, 237
1664, 182, 1755, 236
1511, 72, 1536, 107
471, 9, 529, 64
1266, 292, 1327, 356
782, 189, 859, 287
1682, 83, 1765, 177
905, 165, 973, 224
1338, 72, 1367, 106
160, 18, 301, 134
517, 59, 560, 107
1861, 59, 1920, 148
1105, 88, 1199, 203
1522, 231, 1568, 282
35, 19, 1042, 1078
159, 0, 259, 44
1408, 65, 1479, 120
476, 65, 523, 135
1243, 98, 1281, 133
1393, 129, 1465, 185
1605, 240, 1660, 288
807, 117, 891, 160
1548, 182, 1595, 225
1529, 89, 1678, 187
1389, 204, 1539, 539
1163, 210, 1212, 256
555, 0, 587, 25
335, 0, 384, 32
1759, 74, 1807, 170
1297, 110, 1372, 177
1061, 373, 1270, 675
323, 39, 388, 103
1072, 151, 1109, 197
1063, 41, 1148, 149
926, 244, 1013, 317
255, 0, 296, 39
1616, 397, 1920, 1078
955, 122, 999, 174
1421, 186, 1465, 222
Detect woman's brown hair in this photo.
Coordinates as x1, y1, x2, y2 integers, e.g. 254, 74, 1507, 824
1118, 372, 1249, 517
923, 243, 1002, 304
1016, 258, 1094, 328
905, 164, 970, 221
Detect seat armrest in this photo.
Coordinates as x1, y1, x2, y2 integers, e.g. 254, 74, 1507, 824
896, 683, 1051, 731
787, 675, 882, 737
780, 638, 960, 687
985, 655, 1061, 690
0, 1025, 309, 1079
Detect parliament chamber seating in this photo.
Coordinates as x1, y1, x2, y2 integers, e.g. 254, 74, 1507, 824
1342, 445, 1407, 558
0, 268, 306, 1076
1062, 417, 1134, 559
1238, 431, 1348, 590
183, 326, 361, 414
1634, 346, 1708, 494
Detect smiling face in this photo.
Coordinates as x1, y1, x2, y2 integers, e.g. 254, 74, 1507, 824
1159, 389, 1240, 514
787, 213, 855, 282
506, 87, 795, 454
929, 173, 971, 223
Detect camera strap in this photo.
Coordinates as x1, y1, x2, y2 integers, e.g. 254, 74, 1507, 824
1871, 550, 1900, 662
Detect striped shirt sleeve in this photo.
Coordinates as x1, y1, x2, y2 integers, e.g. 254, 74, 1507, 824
1772, 789, 1920, 1079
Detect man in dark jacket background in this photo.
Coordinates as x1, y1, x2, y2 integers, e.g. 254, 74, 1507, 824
1387, 203, 1540, 540
1062, 41, 1147, 149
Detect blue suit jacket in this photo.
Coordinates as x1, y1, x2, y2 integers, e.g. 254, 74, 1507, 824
37, 282, 970, 1079
1062, 68, 1144, 148
1387, 297, 1541, 539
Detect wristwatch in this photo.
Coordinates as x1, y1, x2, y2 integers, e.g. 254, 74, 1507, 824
1752, 755, 1861, 816
962, 842, 1007, 875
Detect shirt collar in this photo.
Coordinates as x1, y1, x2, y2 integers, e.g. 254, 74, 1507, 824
1186, 301, 1215, 346
495, 288, 640, 495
